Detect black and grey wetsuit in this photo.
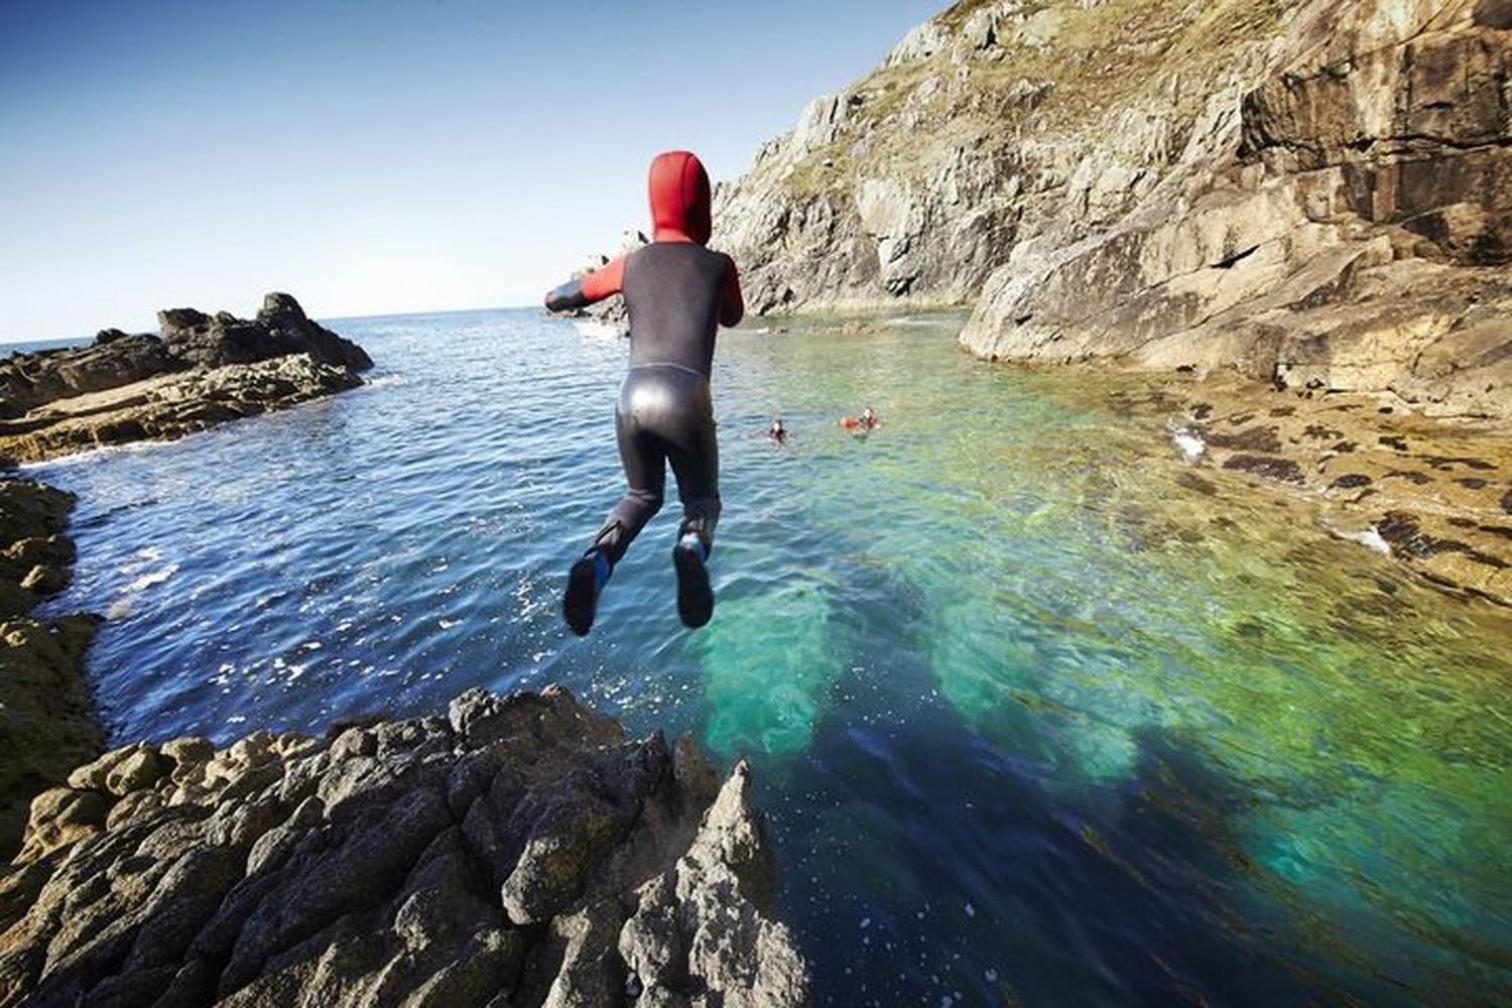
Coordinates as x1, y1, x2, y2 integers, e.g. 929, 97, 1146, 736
600, 242, 739, 561
544, 151, 743, 566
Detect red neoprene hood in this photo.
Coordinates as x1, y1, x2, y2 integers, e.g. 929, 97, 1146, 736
648, 150, 712, 245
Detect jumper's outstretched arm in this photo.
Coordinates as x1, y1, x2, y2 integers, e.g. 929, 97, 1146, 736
544, 256, 626, 313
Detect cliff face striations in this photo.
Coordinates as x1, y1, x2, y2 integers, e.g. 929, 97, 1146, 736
715, 0, 1511, 420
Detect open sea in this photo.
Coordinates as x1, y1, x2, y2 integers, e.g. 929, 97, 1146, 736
28, 308, 1512, 1006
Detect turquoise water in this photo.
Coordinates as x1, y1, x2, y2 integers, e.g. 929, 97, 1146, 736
32, 308, 1512, 1006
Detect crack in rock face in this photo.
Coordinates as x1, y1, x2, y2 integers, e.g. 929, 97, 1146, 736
0, 686, 810, 1008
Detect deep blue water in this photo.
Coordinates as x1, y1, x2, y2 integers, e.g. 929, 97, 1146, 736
31, 308, 1512, 1006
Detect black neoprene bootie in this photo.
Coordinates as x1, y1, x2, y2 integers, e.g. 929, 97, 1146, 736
564, 548, 611, 636
672, 532, 713, 629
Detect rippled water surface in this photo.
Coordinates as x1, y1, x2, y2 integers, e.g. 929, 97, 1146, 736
34, 309, 1512, 1006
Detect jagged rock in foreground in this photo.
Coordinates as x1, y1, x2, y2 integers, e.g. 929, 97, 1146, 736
0, 480, 101, 862
0, 293, 373, 464
0, 686, 810, 1008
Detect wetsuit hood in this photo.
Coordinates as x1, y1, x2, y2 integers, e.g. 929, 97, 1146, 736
648, 150, 712, 245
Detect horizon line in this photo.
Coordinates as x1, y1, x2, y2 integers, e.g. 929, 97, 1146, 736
0, 302, 547, 348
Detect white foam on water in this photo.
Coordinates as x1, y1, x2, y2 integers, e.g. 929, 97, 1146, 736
573, 321, 624, 339
123, 562, 178, 593
18, 439, 162, 472
1169, 427, 1206, 463
1330, 524, 1392, 555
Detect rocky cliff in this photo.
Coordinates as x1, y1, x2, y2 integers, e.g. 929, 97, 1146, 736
0, 294, 373, 465
714, 0, 1511, 420
0, 686, 809, 1008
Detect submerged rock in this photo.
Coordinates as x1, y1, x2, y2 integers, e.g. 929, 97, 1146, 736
0, 686, 810, 1008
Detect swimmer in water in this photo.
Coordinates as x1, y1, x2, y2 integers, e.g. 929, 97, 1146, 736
838, 405, 880, 432
768, 414, 787, 444
543, 150, 743, 635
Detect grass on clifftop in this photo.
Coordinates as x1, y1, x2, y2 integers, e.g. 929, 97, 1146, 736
777, 0, 1294, 199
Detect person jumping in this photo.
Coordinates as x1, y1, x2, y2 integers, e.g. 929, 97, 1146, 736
544, 150, 743, 635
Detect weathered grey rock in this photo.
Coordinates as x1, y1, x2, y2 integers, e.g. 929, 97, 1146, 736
1, 294, 372, 463
159, 292, 372, 372
0, 333, 179, 420
0, 353, 366, 465
0, 686, 810, 1008
961, 0, 1512, 424
707, 0, 1510, 421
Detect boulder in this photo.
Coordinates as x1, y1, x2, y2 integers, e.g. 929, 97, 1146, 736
158, 293, 373, 372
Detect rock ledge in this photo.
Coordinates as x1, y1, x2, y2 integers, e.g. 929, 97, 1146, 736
0, 686, 810, 1008
0, 293, 373, 465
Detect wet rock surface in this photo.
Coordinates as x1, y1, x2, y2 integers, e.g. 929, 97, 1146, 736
0, 294, 372, 465
0, 480, 101, 862
1146, 374, 1512, 606
0, 686, 810, 1008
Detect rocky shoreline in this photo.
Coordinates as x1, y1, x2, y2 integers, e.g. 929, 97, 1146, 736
0, 686, 809, 1007
0, 293, 376, 862
701, 0, 1511, 606
0, 293, 372, 466
0, 481, 101, 863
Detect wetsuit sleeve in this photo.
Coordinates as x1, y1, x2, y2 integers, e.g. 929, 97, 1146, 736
719, 257, 744, 327
544, 256, 626, 313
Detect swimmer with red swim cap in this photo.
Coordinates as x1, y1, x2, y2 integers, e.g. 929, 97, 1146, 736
545, 151, 743, 635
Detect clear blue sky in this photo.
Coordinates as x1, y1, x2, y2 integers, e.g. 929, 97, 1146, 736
0, 0, 940, 343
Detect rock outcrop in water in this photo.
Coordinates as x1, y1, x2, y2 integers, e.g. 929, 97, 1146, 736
0, 686, 810, 1008
0, 480, 101, 863
0, 293, 373, 465
713, 0, 1511, 421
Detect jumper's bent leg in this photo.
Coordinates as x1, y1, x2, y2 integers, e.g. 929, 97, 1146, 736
595, 421, 667, 562
563, 413, 665, 636
667, 398, 720, 628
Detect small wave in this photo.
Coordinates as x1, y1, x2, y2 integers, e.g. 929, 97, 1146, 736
20, 439, 161, 472
359, 373, 409, 389
124, 563, 178, 593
